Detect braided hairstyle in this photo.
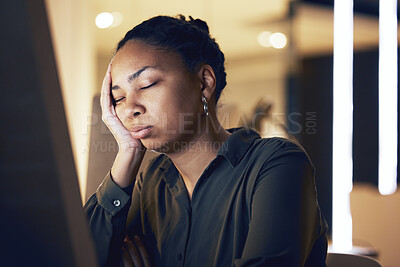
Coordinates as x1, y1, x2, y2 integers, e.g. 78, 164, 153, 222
116, 15, 227, 103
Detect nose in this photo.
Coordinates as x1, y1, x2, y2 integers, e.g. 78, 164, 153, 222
124, 94, 145, 118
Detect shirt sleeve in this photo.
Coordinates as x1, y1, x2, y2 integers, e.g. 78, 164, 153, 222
83, 172, 135, 267
233, 144, 327, 267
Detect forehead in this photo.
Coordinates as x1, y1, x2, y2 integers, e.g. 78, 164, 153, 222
112, 40, 186, 74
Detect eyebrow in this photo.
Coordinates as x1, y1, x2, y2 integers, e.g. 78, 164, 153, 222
111, 65, 161, 90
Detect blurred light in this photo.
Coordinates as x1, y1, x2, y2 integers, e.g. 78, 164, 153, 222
269, 33, 287, 49
111, 12, 123, 28
378, 0, 398, 195
95, 12, 113, 29
257, 31, 287, 49
332, 0, 354, 252
257, 31, 272, 47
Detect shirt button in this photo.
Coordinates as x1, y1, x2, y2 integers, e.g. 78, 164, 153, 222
177, 253, 182, 261
113, 199, 121, 207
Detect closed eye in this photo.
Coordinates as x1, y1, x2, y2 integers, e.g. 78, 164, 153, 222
141, 82, 157, 90
113, 97, 125, 105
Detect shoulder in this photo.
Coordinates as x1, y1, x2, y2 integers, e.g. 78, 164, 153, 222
245, 137, 316, 190
250, 137, 313, 167
247, 137, 317, 199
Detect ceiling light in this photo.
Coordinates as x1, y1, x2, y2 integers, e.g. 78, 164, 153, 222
95, 12, 113, 29
269, 33, 287, 49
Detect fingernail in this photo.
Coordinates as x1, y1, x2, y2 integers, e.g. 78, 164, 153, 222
134, 235, 140, 240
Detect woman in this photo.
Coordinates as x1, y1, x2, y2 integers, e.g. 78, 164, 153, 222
84, 15, 328, 267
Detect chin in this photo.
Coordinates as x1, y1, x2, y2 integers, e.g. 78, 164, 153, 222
140, 129, 196, 154
145, 137, 192, 154
141, 138, 170, 154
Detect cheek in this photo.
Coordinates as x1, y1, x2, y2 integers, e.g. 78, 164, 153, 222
145, 78, 201, 127
159, 95, 196, 122
162, 100, 202, 134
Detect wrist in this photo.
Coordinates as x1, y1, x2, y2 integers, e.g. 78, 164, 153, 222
111, 148, 146, 188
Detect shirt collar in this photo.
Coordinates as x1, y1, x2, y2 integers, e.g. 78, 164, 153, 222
159, 127, 261, 183
217, 127, 260, 167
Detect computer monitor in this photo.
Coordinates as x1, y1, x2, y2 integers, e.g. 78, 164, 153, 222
0, 1, 98, 266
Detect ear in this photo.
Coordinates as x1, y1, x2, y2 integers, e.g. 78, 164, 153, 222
197, 64, 216, 100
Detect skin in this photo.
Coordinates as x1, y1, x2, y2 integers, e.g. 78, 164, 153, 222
121, 235, 151, 267
111, 40, 206, 154
101, 40, 231, 266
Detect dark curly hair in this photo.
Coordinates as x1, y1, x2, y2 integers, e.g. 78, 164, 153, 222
116, 15, 227, 103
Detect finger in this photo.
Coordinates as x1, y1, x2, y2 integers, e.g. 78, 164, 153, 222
121, 246, 134, 267
100, 63, 113, 113
101, 63, 119, 125
124, 235, 143, 267
100, 63, 111, 100
102, 65, 112, 111
98, 63, 140, 146
133, 235, 151, 267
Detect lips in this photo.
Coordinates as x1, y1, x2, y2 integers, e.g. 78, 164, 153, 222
129, 125, 153, 139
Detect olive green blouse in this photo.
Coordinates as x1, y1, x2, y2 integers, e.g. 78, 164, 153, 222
84, 127, 328, 267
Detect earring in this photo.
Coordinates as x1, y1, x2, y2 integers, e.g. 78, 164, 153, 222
202, 96, 209, 116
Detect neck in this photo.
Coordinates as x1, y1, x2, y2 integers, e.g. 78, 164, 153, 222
166, 119, 231, 200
